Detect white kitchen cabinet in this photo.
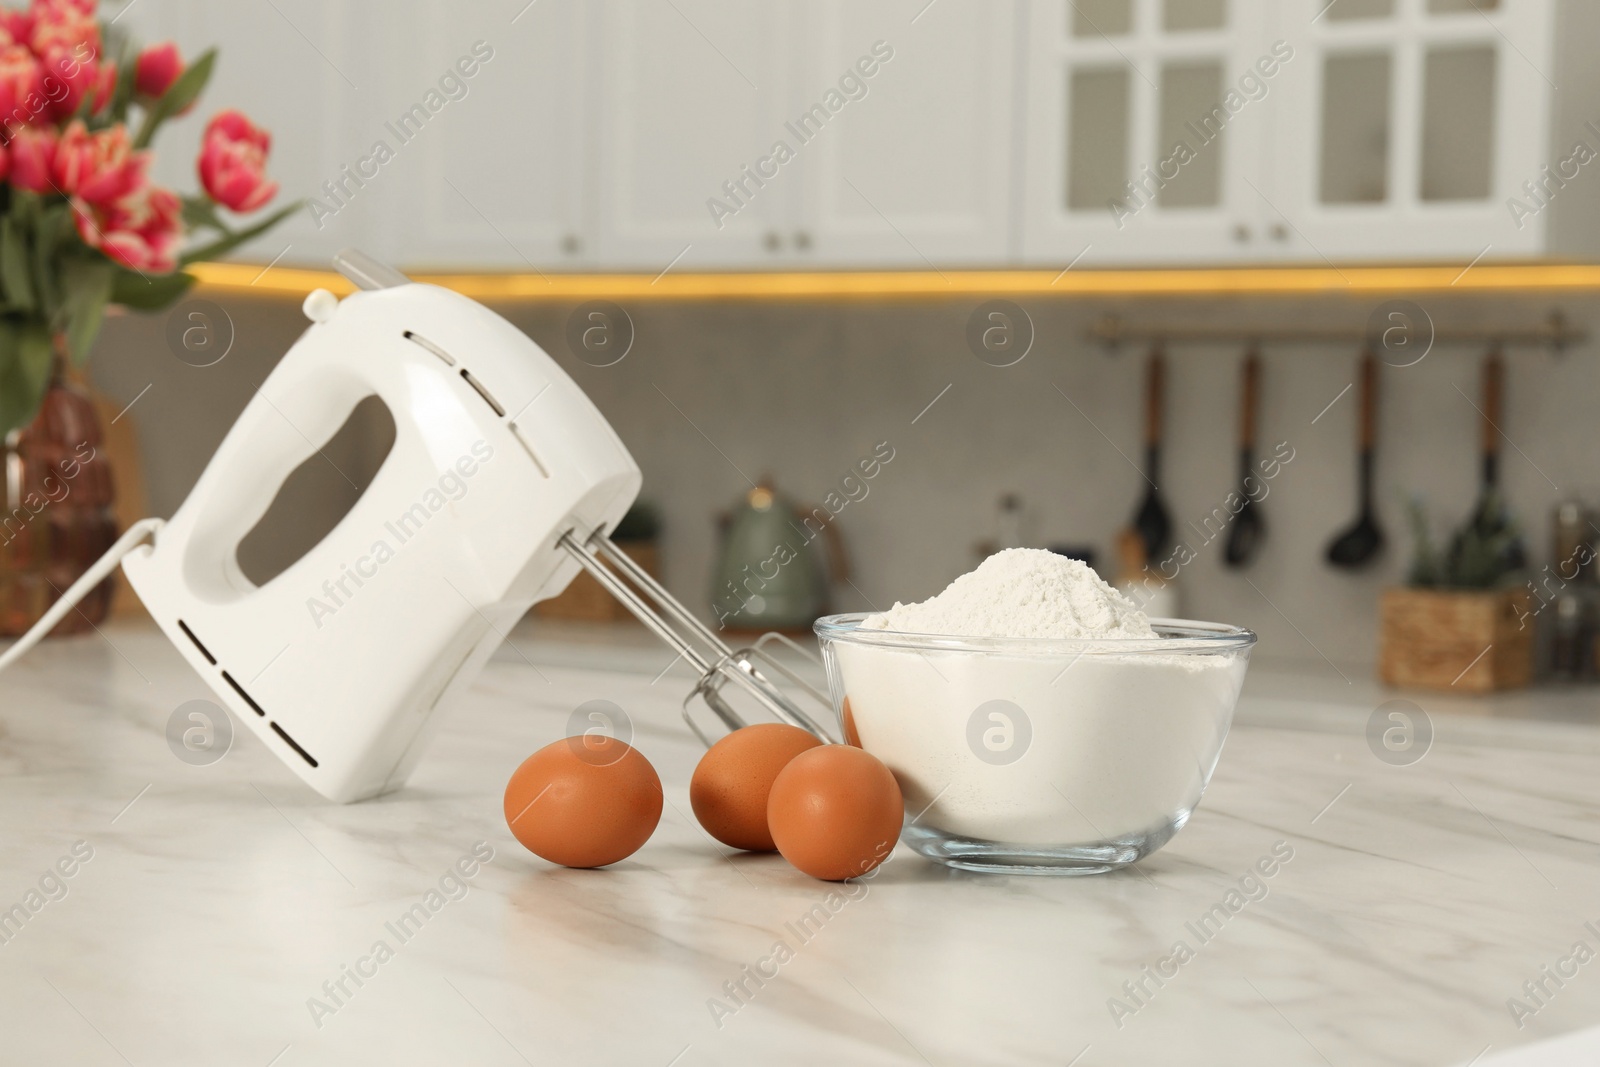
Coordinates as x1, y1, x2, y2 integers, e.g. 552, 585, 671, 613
1266, 0, 1559, 261
131, 0, 1600, 271
590, 0, 799, 270
787, 0, 1017, 267
385, 0, 594, 271
1020, 0, 1592, 267
1020, 0, 1279, 264
591, 0, 1017, 270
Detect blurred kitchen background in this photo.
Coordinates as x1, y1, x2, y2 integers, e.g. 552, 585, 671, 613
78, 0, 1600, 684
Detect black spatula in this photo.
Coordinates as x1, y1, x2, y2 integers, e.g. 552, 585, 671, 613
1450, 345, 1526, 575
1326, 350, 1385, 568
1224, 348, 1264, 568
1132, 346, 1172, 560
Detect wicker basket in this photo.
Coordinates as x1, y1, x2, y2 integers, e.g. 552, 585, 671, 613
1378, 587, 1533, 692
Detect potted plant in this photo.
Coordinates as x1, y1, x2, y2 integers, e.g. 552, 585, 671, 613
1379, 494, 1534, 692
0, 0, 294, 636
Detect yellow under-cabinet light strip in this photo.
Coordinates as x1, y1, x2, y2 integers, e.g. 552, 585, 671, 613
186, 262, 1600, 300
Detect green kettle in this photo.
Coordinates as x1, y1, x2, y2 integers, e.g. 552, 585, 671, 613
710, 483, 844, 633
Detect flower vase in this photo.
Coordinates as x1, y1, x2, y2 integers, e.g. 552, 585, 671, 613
0, 343, 119, 637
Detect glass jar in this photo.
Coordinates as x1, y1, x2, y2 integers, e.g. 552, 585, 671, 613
0, 350, 119, 637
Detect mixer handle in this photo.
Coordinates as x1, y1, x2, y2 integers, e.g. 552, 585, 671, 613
184, 364, 382, 585
177, 256, 430, 590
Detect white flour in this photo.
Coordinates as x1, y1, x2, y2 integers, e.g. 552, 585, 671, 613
862, 549, 1155, 640
836, 549, 1248, 847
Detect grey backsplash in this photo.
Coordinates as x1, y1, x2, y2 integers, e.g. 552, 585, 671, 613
89, 290, 1600, 674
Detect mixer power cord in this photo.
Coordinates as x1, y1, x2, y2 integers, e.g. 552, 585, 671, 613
0, 517, 166, 675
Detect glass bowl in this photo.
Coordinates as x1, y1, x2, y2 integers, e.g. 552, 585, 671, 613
814, 614, 1256, 875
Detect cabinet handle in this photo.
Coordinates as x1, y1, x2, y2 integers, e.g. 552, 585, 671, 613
1232, 224, 1252, 243
763, 230, 783, 252
561, 233, 581, 255
793, 230, 812, 251
1269, 223, 1289, 242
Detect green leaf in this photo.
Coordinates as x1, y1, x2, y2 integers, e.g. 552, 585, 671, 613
107, 38, 140, 126
31, 202, 71, 320
61, 258, 114, 363
182, 195, 225, 231
9, 189, 39, 222
180, 201, 302, 266
133, 48, 215, 149
0, 319, 54, 439
1, 219, 35, 313
110, 268, 195, 311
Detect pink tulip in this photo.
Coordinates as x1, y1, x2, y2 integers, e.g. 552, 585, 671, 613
29, 0, 99, 119
31, 0, 97, 14
74, 183, 184, 274
197, 109, 278, 213
8, 124, 56, 192
135, 41, 182, 99
90, 56, 114, 112
0, 141, 10, 184
38, 44, 101, 120
53, 120, 146, 204
28, 2, 97, 59
0, 9, 33, 48
0, 43, 41, 128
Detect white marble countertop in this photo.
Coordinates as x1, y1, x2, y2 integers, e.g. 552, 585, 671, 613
3, 620, 1599, 1067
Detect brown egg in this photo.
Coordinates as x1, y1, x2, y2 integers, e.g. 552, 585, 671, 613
503, 736, 662, 868
690, 723, 823, 851
841, 697, 862, 747
768, 745, 904, 881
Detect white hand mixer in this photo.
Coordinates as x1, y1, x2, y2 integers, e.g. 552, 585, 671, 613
0, 251, 833, 802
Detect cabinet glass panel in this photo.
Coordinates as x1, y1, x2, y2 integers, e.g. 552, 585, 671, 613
1325, 0, 1395, 20
1163, 0, 1226, 32
1071, 0, 1133, 37
1320, 53, 1391, 203
1428, 0, 1497, 11
1420, 45, 1496, 200
1067, 67, 1130, 209
1157, 61, 1224, 206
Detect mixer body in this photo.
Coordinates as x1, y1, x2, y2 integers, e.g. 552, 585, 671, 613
123, 282, 639, 802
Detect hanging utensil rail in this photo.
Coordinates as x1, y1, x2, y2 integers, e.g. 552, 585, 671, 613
1089, 310, 1585, 354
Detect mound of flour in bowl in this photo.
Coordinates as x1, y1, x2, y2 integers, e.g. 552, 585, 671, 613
862, 548, 1155, 640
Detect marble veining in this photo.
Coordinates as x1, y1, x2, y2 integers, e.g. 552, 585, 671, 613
1, 622, 1599, 1066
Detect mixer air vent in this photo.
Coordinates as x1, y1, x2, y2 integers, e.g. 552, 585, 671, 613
401, 328, 507, 420
402, 330, 455, 366
509, 423, 551, 478
270, 722, 319, 768
177, 620, 216, 665
221, 671, 266, 716
459, 369, 505, 416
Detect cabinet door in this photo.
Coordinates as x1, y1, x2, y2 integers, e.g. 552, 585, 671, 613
788, 0, 1016, 267
1020, 0, 1275, 264
1268, 0, 1554, 261
384, 0, 592, 271
120, 0, 383, 267
592, 0, 797, 270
